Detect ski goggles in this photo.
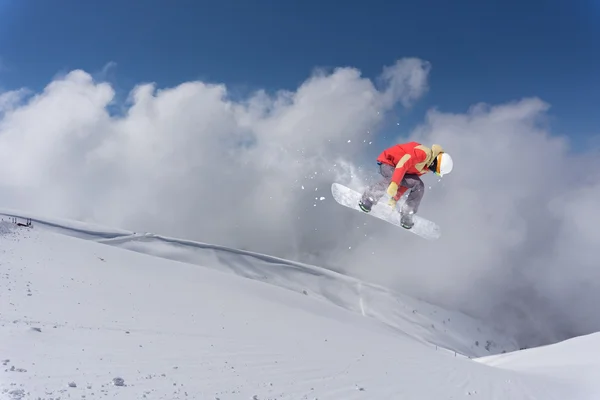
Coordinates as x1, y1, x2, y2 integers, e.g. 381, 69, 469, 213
432, 153, 443, 176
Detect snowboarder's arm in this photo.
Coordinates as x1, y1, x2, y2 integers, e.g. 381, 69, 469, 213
386, 154, 412, 196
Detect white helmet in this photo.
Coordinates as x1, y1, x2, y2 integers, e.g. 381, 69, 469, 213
435, 152, 453, 176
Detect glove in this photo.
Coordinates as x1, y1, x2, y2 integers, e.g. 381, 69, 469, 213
386, 182, 399, 208
386, 182, 398, 197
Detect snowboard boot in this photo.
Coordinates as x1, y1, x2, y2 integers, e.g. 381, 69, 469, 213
400, 205, 415, 229
358, 196, 374, 213
400, 213, 414, 229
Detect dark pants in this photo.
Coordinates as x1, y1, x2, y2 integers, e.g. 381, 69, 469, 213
361, 162, 425, 213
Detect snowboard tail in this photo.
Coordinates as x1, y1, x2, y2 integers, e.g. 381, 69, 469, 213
330, 183, 441, 241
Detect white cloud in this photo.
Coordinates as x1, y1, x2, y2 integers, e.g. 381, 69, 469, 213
0, 88, 28, 113
0, 59, 427, 255
378, 58, 431, 108
0, 58, 598, 348
335, 97, 600, 347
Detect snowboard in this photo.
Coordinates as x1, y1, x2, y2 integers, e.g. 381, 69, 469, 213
330, 182, 441, 241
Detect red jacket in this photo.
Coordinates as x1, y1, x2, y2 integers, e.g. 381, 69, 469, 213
377, 142, 443, 185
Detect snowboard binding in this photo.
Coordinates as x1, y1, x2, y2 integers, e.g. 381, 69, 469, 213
358, 197, 374, 213
400, 212, 414, 229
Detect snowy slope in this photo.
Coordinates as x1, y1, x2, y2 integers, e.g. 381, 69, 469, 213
476, 333, 600, 394
0, 210, 518, 358
1, 212, 599, 399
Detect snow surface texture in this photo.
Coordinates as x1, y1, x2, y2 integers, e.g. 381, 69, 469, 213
0, 209, 517, 358
1, 211, 599, 399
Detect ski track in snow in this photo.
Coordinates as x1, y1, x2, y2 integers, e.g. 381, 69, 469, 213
0, 210, 598, 399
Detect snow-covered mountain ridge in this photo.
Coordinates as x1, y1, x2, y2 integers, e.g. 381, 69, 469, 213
0, 209, 516, 358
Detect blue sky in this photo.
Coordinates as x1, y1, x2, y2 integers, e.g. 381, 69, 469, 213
0, 0, 598, 149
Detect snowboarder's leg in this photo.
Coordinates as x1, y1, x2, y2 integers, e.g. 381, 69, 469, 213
398, 174, 424, 228
359, 163, 394, 212
402, 174, 425, 213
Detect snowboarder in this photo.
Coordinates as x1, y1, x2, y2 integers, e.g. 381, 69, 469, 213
358, 141, 453, 229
